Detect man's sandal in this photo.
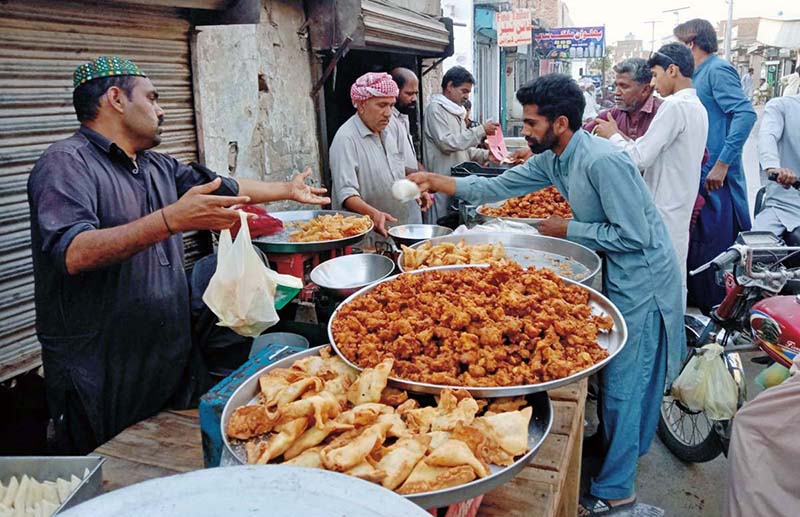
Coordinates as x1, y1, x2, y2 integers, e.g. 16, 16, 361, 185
578, 494, 637, 516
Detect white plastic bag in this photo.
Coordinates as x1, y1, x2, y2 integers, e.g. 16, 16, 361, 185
451, 219, 540, 236
203, 210, 303, 337
670, 343, 739, 420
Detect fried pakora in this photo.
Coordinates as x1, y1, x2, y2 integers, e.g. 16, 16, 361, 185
481, 186, 572, 219
331, 263, 612, 387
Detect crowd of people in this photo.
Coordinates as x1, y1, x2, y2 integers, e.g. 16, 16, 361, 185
25, 12, 799, 517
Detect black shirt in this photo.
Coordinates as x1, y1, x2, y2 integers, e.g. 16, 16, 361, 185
27, 126, 238, 444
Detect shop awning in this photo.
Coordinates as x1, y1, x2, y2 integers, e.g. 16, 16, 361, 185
308, 0, 453, 57
757, 18, 800, 49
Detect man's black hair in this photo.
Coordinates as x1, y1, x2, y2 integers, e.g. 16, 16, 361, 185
73, 75, 138, 123
613, 58, 652, 86
441, 66, 475, 90
515, 74, 584, 132
390, 68, 415, 90
748, 68, 754, 74
647, 43, 695, 78
673, 18, 719, 54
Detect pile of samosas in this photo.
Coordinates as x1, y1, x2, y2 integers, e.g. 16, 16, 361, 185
226, 347, 532, 495
401, 240, 507, 271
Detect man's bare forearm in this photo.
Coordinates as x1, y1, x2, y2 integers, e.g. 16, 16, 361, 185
237, 178, 292, 203
343, 195, 379, 218
65, 210, 171, 275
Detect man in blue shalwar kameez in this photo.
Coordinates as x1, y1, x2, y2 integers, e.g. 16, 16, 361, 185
409, 74, 685, 515
674, 19, 757, 313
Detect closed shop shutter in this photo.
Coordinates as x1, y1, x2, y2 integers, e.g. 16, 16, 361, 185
0, 0, 206, 381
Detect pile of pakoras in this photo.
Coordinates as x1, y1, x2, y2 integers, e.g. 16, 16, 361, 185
226, 347, 532, 495
482, 186, 573, 219
332, 263, 612, 387
289, 214, 372, 242
401, 240, 507, 271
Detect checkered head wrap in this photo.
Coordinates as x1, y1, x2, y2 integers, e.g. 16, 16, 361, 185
350, 72, 399, 107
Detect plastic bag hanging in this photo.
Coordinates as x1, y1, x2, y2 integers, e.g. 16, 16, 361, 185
670, 343, 739, 420
203, 210, 303, 337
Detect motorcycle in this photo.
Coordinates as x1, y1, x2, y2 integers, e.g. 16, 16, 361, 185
657, 230, 800, 462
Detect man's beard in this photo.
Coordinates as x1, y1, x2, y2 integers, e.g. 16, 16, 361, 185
396, 101, 417, 115
526, 126, 558, 154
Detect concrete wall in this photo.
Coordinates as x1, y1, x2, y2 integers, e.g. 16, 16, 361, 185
255, 0, 324, 210
192, 0, 324, 211
192, 24, 260, 178
390, 0, 439, 17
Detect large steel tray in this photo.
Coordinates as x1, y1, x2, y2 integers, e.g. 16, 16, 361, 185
396, 232, 600, 285
61, 466, 431, 517
476, 201, 573, 226
329, 265, 628, 398
220, 347, 553, 510
252, 210, 373, 253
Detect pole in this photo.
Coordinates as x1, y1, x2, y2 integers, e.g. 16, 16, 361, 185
724, 0, 734, 61
644, 21, 659, 52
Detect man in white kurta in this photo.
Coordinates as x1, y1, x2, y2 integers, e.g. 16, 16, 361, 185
422, 66, 498, 224
595, 44, 708, 305
330, 72, 421, 245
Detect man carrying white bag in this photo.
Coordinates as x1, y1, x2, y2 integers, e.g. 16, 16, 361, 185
204, 210, 303, 337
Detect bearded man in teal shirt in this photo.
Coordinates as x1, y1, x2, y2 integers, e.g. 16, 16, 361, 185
410, 74, 685, 514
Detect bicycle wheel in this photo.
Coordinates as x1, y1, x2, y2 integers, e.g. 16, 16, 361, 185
656, 317, 724, 463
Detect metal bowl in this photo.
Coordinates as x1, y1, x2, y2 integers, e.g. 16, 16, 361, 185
310, 253, 396, 298
251, 210, 373, 253
388, 224, 453, 248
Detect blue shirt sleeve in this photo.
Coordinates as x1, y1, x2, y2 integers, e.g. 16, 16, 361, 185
711, 62, 757, 166
169, 158, 240, 198
454, 154, 553, 205
28, 150, 99, 275
566, 153, 652, 252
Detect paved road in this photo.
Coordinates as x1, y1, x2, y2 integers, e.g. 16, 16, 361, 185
580, 105, 767, 517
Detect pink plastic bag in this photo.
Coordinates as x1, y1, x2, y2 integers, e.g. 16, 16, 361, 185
487, 126, 509, 162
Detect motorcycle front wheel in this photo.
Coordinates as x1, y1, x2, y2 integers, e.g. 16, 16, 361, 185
656, 316, 724, 463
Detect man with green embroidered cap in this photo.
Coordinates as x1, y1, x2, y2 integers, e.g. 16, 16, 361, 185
27, 56, 330, 453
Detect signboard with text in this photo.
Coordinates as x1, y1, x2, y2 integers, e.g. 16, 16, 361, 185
533, 26, 605, 59
498, 9, 532, 47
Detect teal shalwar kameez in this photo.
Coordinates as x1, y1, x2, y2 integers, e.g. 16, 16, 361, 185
455, 130, 685, 499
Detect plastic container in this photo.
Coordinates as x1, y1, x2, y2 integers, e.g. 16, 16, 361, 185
249, 332, 309, 359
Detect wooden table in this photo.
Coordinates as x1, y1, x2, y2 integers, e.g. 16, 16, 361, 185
94, 380, 587, 516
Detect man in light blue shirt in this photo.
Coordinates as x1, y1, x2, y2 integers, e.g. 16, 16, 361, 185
674, 19, 757, 313
754, 94, 800, 243
410, 74, 685, 514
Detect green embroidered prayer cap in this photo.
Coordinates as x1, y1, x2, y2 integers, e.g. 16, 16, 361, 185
73, 56, 147, 89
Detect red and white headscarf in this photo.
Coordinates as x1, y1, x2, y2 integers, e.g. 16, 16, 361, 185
350, 72, 399, 107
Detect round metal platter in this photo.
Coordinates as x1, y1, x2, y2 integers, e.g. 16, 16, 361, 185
328, 264, 628, 398
251, 210, 373, 253
475, 201, 573, 226
61, 465, 431, 517
220, 347, 553, 510
396, 232, 600, 285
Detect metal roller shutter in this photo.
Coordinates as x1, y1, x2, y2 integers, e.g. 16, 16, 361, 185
0, 0, 206, 381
